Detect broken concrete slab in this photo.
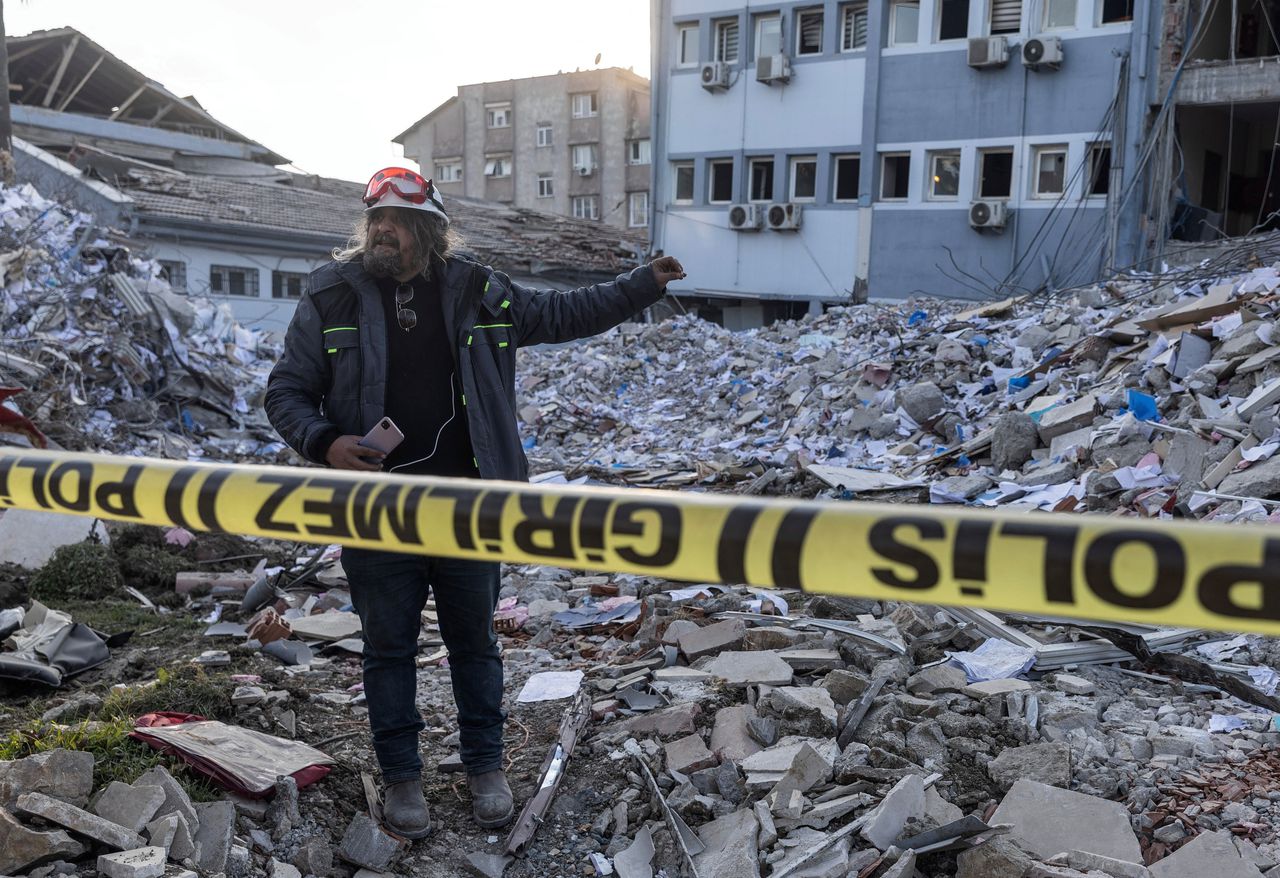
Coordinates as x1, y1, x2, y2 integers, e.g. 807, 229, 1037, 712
776, 649, 844, 671
987, 742, 1072, 790
882, 850, 918, 878
96, 846, 166, 878
906, 664, 969, 696
0, 807, 85, 875
1038, 395, 1100, 442
0, 748, 95, 809
693, 806, 760, 877
818, 669, 869, 705
652, 666, 712, 683
16, 792, 145, 851
710, 704, 764, 763
761, 686, 838, 737
191, 800, 235, 873
1053, 673, 1096, 695
610, 702, 700, 739
702, 650, 794, 688
664, 733, 717, 775
92, 781, 165, 833
462, 851, 512, 878
677, 618, 746, 661
991, 779, 1142, 863
770, 743, 832, 801
612, 825, 654, 878
1046, 850, 1153, 878
270, 860, 304, 878
957, 835, 1037, 878
964, 678, 1034, 698
743, 626, 808, 651
1149, 830, 1264, 878
861, 773, 925, 850
338, 812, 405, 871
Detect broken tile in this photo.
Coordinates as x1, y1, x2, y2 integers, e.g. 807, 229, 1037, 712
991, 779, 1142, 863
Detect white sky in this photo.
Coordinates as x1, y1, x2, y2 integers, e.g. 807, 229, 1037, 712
6, 0, 652, 182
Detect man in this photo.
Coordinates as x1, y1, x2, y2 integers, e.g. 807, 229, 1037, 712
264, 167, 684, 840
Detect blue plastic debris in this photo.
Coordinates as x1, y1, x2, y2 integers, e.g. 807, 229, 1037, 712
522, 436, 537, 449
1008, 375, 1031, 393
1127, 389, 1159, 422
907, 310, 928, 327
958, 454, 972, 467
973, 335, 989, 347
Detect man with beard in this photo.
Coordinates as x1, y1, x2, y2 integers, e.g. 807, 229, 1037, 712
264, 167, 684, 840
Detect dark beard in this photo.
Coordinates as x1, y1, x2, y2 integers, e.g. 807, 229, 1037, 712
362, 248, 403, 278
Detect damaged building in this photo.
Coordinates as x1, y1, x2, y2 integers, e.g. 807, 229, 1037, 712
5, 28, 644, 335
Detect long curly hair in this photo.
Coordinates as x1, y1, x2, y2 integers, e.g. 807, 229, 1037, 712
333, 208, 464, 278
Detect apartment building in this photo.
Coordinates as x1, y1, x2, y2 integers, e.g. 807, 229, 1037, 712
650, 0, 1155, 325
396, 68, 652, 232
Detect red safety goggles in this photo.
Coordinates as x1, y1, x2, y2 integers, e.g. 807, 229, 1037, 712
363, 168, 435, 207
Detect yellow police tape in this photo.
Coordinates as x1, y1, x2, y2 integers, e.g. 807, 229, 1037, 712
0, 448, 1277, 635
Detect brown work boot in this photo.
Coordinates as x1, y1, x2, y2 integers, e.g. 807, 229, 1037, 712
467, 769, 514, 828
382, 779, 431, 840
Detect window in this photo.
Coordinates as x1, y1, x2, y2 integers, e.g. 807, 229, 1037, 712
484, 154, 512, 177
272, 270, 306, 300
536, 125, 553, 148
750, 158, 775, 202
938, 0, 970, 39
628, 192, 649, 227
572, 195, 599, 220
978, 148, 1014, 198
1100, 0, 1134, 23
834, 155, 861, 201
797, 9, 824, 55
790, 155, 818, 201
210, 265, 257, 298
537, 174, 554, 198
157, 260, 186, 292
673, 162, 695, 203
1044, 0, 1076, 28
891, 0, 920, 44
571, 93, 598, 118
881, 153, 911, 200
1086, 143, 1112, 196
841, 2, 869, 49
1032, 145, 1067, 197
928, 151, 961, 199
571, 143, 598, 173
989, 0, 1022, 34
709, 159, 734, 203
629, 139, 652, 165
677, 23, 700, 66
435, 159, 462, 183
486, 103, 511, 129
755, 14, 783, 60
716, 18, 741, 62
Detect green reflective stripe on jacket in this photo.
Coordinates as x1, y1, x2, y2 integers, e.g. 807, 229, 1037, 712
322, 326, 357, 334
472, 322, 514, 330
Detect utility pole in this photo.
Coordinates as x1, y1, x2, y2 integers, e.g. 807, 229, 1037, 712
0, 0, 12, 157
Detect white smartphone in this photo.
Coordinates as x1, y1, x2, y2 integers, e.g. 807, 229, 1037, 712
358, 417, 405, 455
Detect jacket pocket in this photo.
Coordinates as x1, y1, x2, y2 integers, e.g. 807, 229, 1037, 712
321, 326, 360, 400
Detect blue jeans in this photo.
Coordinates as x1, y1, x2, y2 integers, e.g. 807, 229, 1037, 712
342, 547, 505, 783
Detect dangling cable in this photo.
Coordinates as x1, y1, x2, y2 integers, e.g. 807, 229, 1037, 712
388, 373, 459, 472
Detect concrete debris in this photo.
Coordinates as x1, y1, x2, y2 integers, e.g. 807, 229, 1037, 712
338, 812, 405, 871
95, 846, 166, 878
0, 748, 95, 810
16, 792, 145, 850
0, 807, 84, 875
992, 779, 1143, 863
91, 781, 165, 833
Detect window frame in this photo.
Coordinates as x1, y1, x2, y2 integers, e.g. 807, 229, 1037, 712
988, 0, 1022, 35
749, 157, 775, 203
672, 162, 695, 204
1085, 142, 1112, 198
715, 18, 741, 63
536, 174, 554, 198
977, 147, 1015, 199
937, 0, 970, 41
840, 2, 869, 51
880, 152, 912, 201
889, 0, 921, 46
927, 150, 962, 201
628, 191, 649, 228
210, 264, 258, 298
485, 102, 511, 129
536, 125, 553, 148
571, 143, 598, 172
1031, 144, 1068, 199
754, 13, 783, 62
677, 22, 700, 66
833, 154, 861, 202
796, 8, 825, 55
1098, 0, 1135, 24
157, 259, 187, 292
434, 158, 463, 183
789, 155, 819, 202
571, 195, 600, 220
571, 92, 599, 119
1043, 0, 1077, 29
271, 270, 306, 300
629, 139, 652, 165
708, 158, 735, 204
484, 154, 513, 178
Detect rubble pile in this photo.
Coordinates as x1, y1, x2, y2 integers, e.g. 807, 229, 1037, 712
0, 183, 284, 461
518, 262, 1280, 521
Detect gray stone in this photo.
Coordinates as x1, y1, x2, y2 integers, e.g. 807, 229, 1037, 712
677, 619, 746, 662
227, 845, 252, 878
743, 626, 807, 651
907, 664, 969, 696
992, 779, 1142, 863
664, 733, 717, 774
774, 832, 849, 877
937, 473, 994, 500
0, 749, 95, 810
818, 669, 868, 705
146, 811, 195, 862
693, 807, 760, 877
710, 704, 763, 762
1164, 433, 1212, 484
897, 382, 946, 425
964, 678, 1033, 698
661, 619, 701, 645
93, 782, 166, 833
292, 836, 333, 876
1221, 454, 1280, 499
957, 835, 1036, 878
266, 776, 301, 835
338, 812, 405, 870
269, 860, 303, 878
755, 799, 778, 847
994, 412, 1040, 471
1054, 674, 1096, 695
988, 743, 1072, 790
0, 807, 85, 875
770, 743, 832, 801
17, 792, 145, 850
906, 720, 949, 768
1150, 830, 1263, 878
39, 692, 104, 724
861, 774, 925, 850
462, 851, 512, 878
882, 850, 918, 878
1046, 850, 1153, 878
760, 686, 838, 737
703, 650, 793, 687
833, 742, 872, 783
96, 846, 166, 878
1152, 822, 1186, 844
134, 766, 199, 828
1219, 325, 1270, 360
924, 786, 963, 825
777, 649, 843, 671
611, 702, 701, 739
192, 800, 235, 873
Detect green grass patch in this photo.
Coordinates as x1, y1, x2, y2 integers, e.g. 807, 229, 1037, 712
101, 664, 234, 722
29, 542, 123, 602
59, 598, 205, 654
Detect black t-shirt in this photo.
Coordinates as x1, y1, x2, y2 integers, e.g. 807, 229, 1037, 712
376, 273, 476, 477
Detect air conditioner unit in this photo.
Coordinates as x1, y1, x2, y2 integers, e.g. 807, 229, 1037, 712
766, 202, 802, 231
1022, 35, 1064, 69
575, 165, 594, 176
967, 36, 1009, 68
728, 203, 762, 231
700, 61, 730, 91
969, 199, 1009, 230
756, 54, 792, 84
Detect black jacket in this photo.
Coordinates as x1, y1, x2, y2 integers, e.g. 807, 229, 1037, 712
264, 256, 663, 481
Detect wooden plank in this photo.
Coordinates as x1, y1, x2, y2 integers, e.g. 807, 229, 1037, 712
41, 34, 80, 108
55, 52, 105, 112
